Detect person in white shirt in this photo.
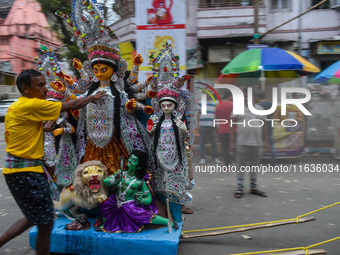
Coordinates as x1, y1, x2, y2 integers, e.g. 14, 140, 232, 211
230, 88, 269, 198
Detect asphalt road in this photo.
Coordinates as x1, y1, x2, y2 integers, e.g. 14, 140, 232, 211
0, 121, 339, 255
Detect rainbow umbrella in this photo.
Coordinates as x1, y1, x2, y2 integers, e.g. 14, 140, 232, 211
312, 60, 340, 84
218, 48, 320, 85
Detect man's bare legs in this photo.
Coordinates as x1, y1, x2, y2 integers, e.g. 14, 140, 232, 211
36, 221, 54, 255
0, 217, 53, 255
0, 217, 30, 248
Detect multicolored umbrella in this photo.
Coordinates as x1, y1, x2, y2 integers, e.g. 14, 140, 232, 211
312, 60, 340, 84
217, 48, 320, 85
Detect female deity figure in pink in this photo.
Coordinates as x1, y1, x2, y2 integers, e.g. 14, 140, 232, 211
147, 43, 197, 205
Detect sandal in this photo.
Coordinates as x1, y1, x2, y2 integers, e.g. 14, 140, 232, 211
250, 189, 267, 197
182, 206, 194, 214
65, 216, 91, 231
171, 218, 179, 230
234, 189, 243, 198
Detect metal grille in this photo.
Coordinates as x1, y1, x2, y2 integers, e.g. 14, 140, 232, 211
312, 0, 330, 9
198, 0, 263, 8
0, 0, 15, 20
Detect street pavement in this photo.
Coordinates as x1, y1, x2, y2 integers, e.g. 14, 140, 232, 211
0, 121, 339, 254
179, 154, 339, 255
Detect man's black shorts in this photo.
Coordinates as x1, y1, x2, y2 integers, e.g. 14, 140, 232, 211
4, 172, 54, 226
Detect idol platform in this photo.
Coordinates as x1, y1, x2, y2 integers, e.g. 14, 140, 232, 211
29, 203, 183, 255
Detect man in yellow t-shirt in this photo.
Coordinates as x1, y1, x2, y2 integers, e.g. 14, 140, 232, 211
0, 69, 106, 254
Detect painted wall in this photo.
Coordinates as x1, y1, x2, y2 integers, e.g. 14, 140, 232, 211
263, 1, 340, 49
110, 16, 136, 43
196, 5, 266, 39
0, 0, 61, 74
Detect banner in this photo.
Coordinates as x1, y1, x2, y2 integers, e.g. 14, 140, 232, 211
317, 41, 340, 54
272, 121, 304, 158
135, 0, 186, 82
263, 107, 304, 159
118, 42, 136, 70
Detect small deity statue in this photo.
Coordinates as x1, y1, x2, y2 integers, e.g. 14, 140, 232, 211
147, 43, 197, 205
98, 150, 177, 233
44, 89, 78, 188
35, 44, 78, 189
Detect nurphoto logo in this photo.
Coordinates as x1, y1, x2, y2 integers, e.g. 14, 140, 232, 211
200, 84, 312, 128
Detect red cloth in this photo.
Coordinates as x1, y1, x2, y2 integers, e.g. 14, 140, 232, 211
214, 100, 233, 134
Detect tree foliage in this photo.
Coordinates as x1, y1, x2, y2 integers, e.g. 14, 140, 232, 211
37, 0, 87, 75
37, 0, 110, 75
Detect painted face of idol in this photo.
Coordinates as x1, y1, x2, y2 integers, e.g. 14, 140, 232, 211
160, 100, 175, 115
93, 63, 114, 81
127, 154, 140, 172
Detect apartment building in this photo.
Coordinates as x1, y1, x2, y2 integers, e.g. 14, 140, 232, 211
110, 0, 340, 78
0, 0, 61, 75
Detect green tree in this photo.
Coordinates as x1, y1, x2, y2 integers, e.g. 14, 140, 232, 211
37, 0, 111, 75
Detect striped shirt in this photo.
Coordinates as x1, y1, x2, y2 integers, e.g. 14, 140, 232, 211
198, 101, 216, 127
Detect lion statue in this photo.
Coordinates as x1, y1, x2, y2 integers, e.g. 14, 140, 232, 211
54, 160, 109, 219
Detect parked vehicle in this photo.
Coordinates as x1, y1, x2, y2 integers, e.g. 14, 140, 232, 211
0, 99, 17, 120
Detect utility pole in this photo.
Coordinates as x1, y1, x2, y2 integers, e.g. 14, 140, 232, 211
298, 0, 304, 88
298, 0, 303, 56
254, 0, 260, 44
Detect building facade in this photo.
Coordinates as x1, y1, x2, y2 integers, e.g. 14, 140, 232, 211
0, 0, 61, 75
110, 0, 340, 80
110, 0, 340, 146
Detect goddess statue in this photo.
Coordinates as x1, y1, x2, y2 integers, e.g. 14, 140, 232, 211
147, 43, 197, 205
54, 0, 156, 174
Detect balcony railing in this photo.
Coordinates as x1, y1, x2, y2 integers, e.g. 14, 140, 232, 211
199, 0, 263, 8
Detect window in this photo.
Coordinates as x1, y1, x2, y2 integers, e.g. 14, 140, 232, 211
271, 0, 290, 11
210, 0, 224, 7
330, 0, 340, 8
0, 37, 9, 45
312, 0, 330, 9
